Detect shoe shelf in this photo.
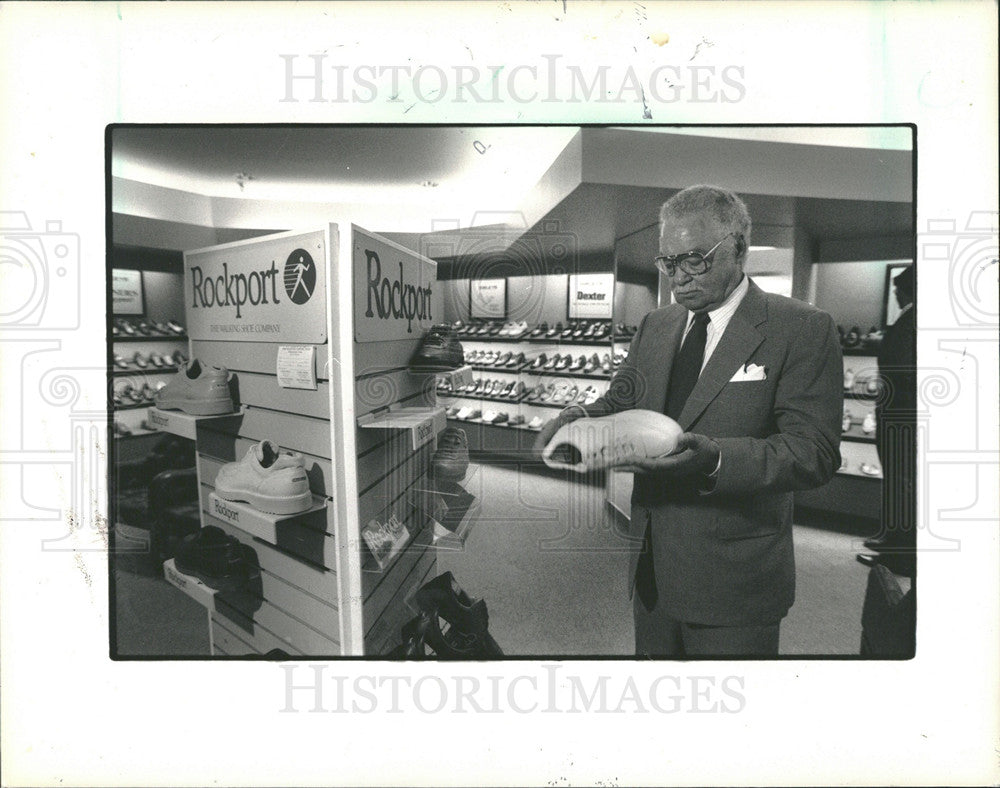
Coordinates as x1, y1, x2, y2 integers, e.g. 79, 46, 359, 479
835, 440, 882, 480
112, 366, 181, 377
469, 363, 528, 373
409, 464, 483, 550
844, 390, 878, 401
447, 414, 538, 429
146, 406, 246, 440
439, 391, 526, 406
206, 491, 328, 546
357, 405, 447, 452
113, 333, 188, 342
524, 336, 613, 345
842, 347, 879, 357
113, 401, 155, 411
520, 367, 612, 380
841, 424, 877, 444
163, 558, 219, 610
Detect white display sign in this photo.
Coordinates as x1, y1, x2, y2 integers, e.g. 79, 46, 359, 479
353, 228, 440, 343
276, 345, 317, 390
470, 278, 507, 319
111, 269, 144, 315
184, 230, 328, 343
568, 273, 614, 318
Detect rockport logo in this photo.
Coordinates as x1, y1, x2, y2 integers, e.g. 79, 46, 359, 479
148, 411, 169, 427
284, 249, 316, 305
212, 498, 240, 522
576, 291, 606, 300
364, 249, 433, 333
190, 261, 281, 319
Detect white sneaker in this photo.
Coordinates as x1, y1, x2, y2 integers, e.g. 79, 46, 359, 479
862, 413, 877, 434
527, 416, 544, 430
843, 368, 855, 390
842, 409, 853, 433
215, 440, 312, 515
542, 409, 683, 473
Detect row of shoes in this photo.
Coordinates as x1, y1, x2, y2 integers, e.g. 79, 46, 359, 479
439, 377, 527, 401
445, 407, 544, 430
451, 320, 530, 338
113, 350, 188, 370
113, 317, 186, 338
524, 352, 616, 376
839, 325, 884, 349
524, 320, 613, 341
524, 382, 602, 406
843, 408, 877, 434
113, 380, 167, 406
465, 349, 527, 368
844, 368, 880, 394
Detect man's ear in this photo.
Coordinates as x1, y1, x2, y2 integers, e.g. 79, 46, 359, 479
734, 234, 747, 259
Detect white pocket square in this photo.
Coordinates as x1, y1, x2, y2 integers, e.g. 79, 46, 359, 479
729, 363, 767, 382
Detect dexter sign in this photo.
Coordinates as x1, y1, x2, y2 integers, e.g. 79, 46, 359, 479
184, 230, 328, 343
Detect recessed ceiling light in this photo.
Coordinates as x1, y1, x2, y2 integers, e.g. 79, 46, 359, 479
749, 245, 777, 251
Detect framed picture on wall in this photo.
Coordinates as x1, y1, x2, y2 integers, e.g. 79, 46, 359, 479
882, 261, 913, 327
111, 269, 144, 315
470, 278, 507, 319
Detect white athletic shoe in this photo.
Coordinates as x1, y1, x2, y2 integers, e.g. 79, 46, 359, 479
215, 440, 312, 515
542, 409, 683, 473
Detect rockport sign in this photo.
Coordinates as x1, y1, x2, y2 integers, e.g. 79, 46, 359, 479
184, 229, 328, 343
354, 228, 440, 343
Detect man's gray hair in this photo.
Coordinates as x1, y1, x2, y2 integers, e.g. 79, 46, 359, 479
660, 185, 752, 258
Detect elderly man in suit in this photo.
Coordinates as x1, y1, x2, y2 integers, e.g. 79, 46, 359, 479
536, 185, 843, 657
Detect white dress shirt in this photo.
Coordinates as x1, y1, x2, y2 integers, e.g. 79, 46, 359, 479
679, 273, 750, 373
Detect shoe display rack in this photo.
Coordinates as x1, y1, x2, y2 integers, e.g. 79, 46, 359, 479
111, 317, 189, 442
438, 319, 632, 460
146, 224, 456, 656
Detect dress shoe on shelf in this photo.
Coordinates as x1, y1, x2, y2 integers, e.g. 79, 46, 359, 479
136, 319, 154, 335
569, 355, 586, 372
601, 354, 613, 374
509, 414, 526, 426
507, 352, 525, 369
215, 440, 312, 515
174, 525, 251, 590
494, 351, 512, 367
113, 353, 130, 370
542, 409, 683, 473
493, 411, 509, 425
554, 354, 571, 371
530, 322, 548, 338
592, 322, 610, 339
842, 409, 853, 433
563, 385, 580, 405
117, 318, 136, 335
844, 326, 861, 348
525, 385, 543, 402
546, 322, 562, 339
860, 462, 882, 477
561, 322, 577, 339
543, 355, 559, 371
166, 320, 186, 335
132, 352, 149, 369
155, 359, 235, 416
583, 354, 600, 375
172, 350, 188, 366
843, 368, 856, 391
432, 427, 470, 482
409, 324, 465, 372
487, 322, 503, 336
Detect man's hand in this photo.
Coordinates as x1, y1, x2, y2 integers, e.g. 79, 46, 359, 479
532, 407, 585, 459
613, 432, 721, 477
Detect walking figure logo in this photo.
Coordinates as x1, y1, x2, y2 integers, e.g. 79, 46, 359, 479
284, 249, 316, 305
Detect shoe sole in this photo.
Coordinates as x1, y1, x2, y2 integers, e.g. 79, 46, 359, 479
155, 396, 235, 416
214, 485, 313, 515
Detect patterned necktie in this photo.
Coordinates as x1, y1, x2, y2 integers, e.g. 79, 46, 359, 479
665, 312, 710, 420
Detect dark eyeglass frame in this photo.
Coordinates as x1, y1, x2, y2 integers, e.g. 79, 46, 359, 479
655, 232, 738, 278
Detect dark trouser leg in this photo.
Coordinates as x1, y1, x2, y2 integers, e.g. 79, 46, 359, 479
632, 522, 684, 657
681, 620, 781, 657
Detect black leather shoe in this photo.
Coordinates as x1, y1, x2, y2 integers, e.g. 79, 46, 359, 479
415, 572, 489, 633
175, 526, 249, 590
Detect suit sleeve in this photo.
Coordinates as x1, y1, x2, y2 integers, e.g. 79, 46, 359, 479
571, 311, 651, 419
711, 309, 843, 495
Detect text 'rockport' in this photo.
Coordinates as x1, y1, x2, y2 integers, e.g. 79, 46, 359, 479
365, 250, 433, 333
190, 261, 282, 318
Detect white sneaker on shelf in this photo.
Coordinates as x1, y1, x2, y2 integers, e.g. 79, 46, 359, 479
214, 440, 312, 515
842, 409, 853, 433
843, 368, 855, 391
862, 413, 877, 434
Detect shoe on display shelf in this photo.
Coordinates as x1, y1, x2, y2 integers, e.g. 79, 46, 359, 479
494, 351, 512, 367
843, 325, 861, 348
864, 376, 880, 396
136, 319, 154, 336
409, 324, 465, 372
173, 525, 254, 590
507, 352, 525, 368
546, 322, 562, 339
843, 368, 856, 391
455, 407, 472, 420
560, 322, 577, 339
509, 321, 529, 338
572, 322, 587, 339
148, 352, 167, 368
132, 352, 149, 369
113, 353, 130, 370
467, 409, 481, 421
543, 354, 559, 371
842, 409, 853, 433
582, 387, 600, 405
527, 416, 544, 431
487, 322, 504, 336
601, 354, 613, 374
499, 382, 515, 398
583, 354, 600, 375
530, 322, 548, 338
166, 320, 186, 335
172, 350, 188, 366
554, 354, 571, 371
493, 412, 509, 425
117, 318, 136, 335
860, 462, 882, 477
480, 410, 498, 424
542, 409, 684, 473
529, 354, 547, 370
592, 322, 610, 339
154, 359, 235, 416
113, 420, 132, 437
563, 385, 580, 405
509, 382, 526, 401
862, 413, 877, 434
568, 355, 586, 372
538, 384, 556, 402
525, 385, 543, 402
431, 426, 469, 482
214, 440, 313, 515
445, 406, 462, 418
509, 414, 525, 426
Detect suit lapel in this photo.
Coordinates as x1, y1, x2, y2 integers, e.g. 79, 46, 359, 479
640, 307, 687, 412
678, 280, 768, 430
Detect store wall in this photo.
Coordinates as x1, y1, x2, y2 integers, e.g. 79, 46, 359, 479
811, 261, 902, 330
141, 271, 185, 323
441, 274, 570, 325
613, 280, 657, 328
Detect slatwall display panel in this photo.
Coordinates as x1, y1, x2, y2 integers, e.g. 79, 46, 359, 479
191, 340, 331, 381
197, 407, 334, 461
355, 368, 437, 420
211, 613, 308, 657
232, 372, 331, 420
364, 548, 439, 655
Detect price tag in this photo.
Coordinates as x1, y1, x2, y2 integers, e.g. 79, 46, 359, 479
276, 345, 317, 390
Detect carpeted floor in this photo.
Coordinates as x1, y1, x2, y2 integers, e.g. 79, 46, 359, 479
114, 464, 874, 657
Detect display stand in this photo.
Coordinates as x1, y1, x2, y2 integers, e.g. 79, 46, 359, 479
169, 223, 444, 656
146, 407, 246, 440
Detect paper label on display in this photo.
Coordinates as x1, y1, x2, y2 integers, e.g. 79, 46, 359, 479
276, 345, 317, 390
568, 272, 614, 318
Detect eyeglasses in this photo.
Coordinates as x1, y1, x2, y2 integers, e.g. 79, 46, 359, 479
654, 232, 736, 278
